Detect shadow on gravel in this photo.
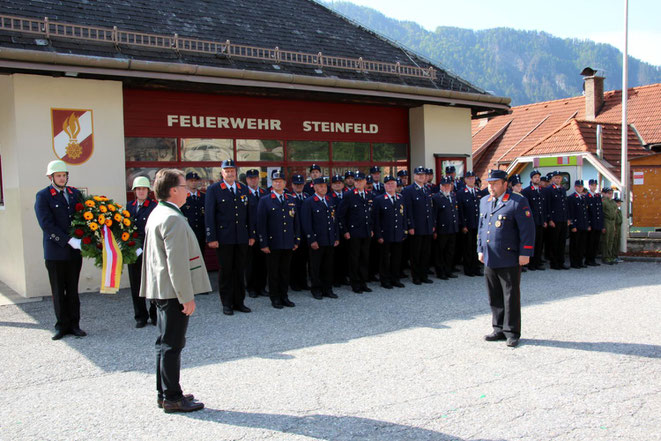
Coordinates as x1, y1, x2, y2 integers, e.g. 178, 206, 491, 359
523, 339, 661, 359
184, 408, 500, 441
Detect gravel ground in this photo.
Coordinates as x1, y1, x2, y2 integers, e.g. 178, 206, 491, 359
1, 261, 660, 441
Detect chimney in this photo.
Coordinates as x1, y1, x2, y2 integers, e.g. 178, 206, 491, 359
581, 67, 604, 120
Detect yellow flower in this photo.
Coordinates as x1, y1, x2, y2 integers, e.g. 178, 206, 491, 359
93, 196, 103, 202
98, 214, 106, 224
99, 205, 108, 213
122, 210, 131, 218
105, 219, 113, 227
107, 204, 116, 212
123, 218, 131, 227
85, 200, 95, 208
114, 213, 122, 222
89, 222, 99, 231
121, 232, 130, 241
100, 197, 109, 202
83, 211, 94, 221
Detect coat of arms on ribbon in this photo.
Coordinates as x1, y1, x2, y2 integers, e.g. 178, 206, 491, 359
51, 108, 94, 164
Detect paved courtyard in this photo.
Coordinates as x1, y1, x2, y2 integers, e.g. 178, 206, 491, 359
1, 261, 660, 441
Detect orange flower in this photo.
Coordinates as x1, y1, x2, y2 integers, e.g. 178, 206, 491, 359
121, 232, 130, 241
89, 222, 99, 231
105, 219, 113, 227
114, 213, 122, 222
85, 200, 95, 207
107, 204, 117, 212
123, 218, 131, 227
98, 214, 106, 224
99, 205, 108, 213
122, 210, 131, 218
83, 211, 94, 220
93, 196, 103, 202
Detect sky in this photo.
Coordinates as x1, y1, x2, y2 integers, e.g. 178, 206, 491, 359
331, 0, 661, 66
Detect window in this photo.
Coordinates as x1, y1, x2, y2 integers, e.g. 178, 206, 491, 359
236, 139, 284, 162
287, 141, 329, 161
181, 139, 232, 162
373, 143, 407, 162
332, 142, 369, 161
125, 138, 177, 162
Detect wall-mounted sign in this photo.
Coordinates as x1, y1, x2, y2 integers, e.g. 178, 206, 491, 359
633, 171, 644, 185
51, 108, 94, 164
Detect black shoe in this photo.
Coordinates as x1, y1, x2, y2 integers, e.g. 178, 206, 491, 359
521, 267, 527, 273
570, 264, 582, 269
361, 286, 373, 293
560, 265, 570, 270
162, 397, 204, 413
324, 292, 339, 299
135, 320, 147, 329
412, 280, 422, 285
290, 286, 302, 292
333, 282, 342, 288
71, 328, 87, 337
437, 275, 449, 280
223, 306, 234, 316
535, 265, 546, 271
586, 262, 600, 267
381, 283, 393, 289
392, 281, 405, 288
271, 300, 284, 309
527, 265, 537, 271
580, 264, 588, 268
52, 330, 67, 341
234, 305, 251, 313
369, 276, 379, 282
282, 299, 295, 307
474, 270, 484, 276
464, 272, 475, 277
484, 332, 506, 342
302, 285, 311, 290
447, 273, 458, 279
352, 287, 363, 294
312, 292, 323, 300
506, 338, 520, 348
158, 394, 194, 409
421, 278, 433, 284
248, 291, 259, 298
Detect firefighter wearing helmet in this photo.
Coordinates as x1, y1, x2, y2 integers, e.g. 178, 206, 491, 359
34, 160, 87, 340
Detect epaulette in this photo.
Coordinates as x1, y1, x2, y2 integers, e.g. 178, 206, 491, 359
502, 193, 511, 202
220, 182, 227, 190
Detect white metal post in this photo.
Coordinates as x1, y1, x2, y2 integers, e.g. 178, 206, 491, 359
620, 0, 629, 252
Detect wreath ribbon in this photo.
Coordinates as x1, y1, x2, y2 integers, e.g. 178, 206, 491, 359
100, 225, 123, 294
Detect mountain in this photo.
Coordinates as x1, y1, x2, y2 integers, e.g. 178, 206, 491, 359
324, 1, 661, 106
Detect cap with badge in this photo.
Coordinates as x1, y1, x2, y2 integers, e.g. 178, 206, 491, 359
292, 174, 305, 185
245, 169, 259, 178
574, 179, 584, 186
397, 169, 409, 177
331, 174, 343, 183
309, 164, 321, 172
445, 165, 456, 174
508, 174, 522, 185
465, 170, 476, 178
487, 169, 508, 181
396, 178, 403, 186
312, 177, 326, 185
354, 171, 366, 180
588, 179, 598, 185
540, 175, 549, 182
602, 187, 613, 193
383, 175, 396, 183
344, 170, 355, 179
530, 169, 541, 178
440, 176, 454, 185
370, 166, 381, 174
366, 175, 374, 184
185, 172, 200, 180
550, 170, 561, 177
414, 166, 427, 175
221, 159, 236, 169
271, 171, 286, 181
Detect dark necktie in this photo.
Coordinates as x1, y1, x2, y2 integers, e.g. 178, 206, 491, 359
492, 198, 497, 210
230, 186, 235, 196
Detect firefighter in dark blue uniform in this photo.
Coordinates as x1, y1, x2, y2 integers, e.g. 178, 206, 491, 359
425, 168, 439, 194
432, 176, 460, 280
127, 176, 158, 327
373, 175, 407, 289
457, 170, 483, 277
180, 172, 206, 257
585, 179, 604, 266
478, 170, 536, 348
257, 172, 300, 309
568, 180, 591, 268
303, 164, 323, 196
289, 174, 310, 292
521, 170, 547, 271
402, 166, 434, 285
244, 169, 268, 298
205, 159, 254, 316
301, 177, 339, 299
543, 170, 570, 270
34, 160, 86, 340
329, 175, 349, 287
338, 172, 374, 293
397, 169, 409, 187
343, 170, 356, 192
370, 166, 385, 195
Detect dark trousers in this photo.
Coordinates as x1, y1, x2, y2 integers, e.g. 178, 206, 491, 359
216, 244, 248, 308
569, 229, 588, 266
333, 237, 349, 284
379, 241, 403, 285
548, 222, 568, 267
409, 234, 432, 282
266, 249, 292, 302
586, 229, 602, 263
368, 237, 380, 279
530, 225, 545, 267
309, 245, 334, 295
348, 236, 370, 289
154, 298, 189, 401
435, 233, 456, 277
290, 238, 309, 290
485, 265, 521, 339
128, 255, 156, 323
462, 229, 479, 275
45, 255, 82, 331
544, 223, 554, 261
245, 243, 267, 295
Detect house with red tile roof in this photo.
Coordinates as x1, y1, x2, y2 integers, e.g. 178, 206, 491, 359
471, 71, 660, 192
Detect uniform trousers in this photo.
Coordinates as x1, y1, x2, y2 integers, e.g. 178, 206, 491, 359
45, 255, 82, 331
368, 237, 380, 279
245, 243, 267, 295
128, 255, 157, 323
215, 244, 248, 308
290, 238, 309, 290
601, 223, 617, 262
548, 222, 568, 267
435, 233, 456, 277
462, 229, 480, 275
530, 225, 545, 267
484, 265, 521, 339
585, 229, 602, 264
154, 298, 188, 401
309, 245, 334, 296
348, 237, 370, 289
333, 237, 350, 285
266, 249, 292, 302
409, 234, 432, 282
569, 229, 588, 266
379, 241, 403, 286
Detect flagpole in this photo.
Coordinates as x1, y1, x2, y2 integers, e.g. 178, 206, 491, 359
620, 0, 629, 253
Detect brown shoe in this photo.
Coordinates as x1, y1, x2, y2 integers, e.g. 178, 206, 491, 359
158, 393, 195, 409
163, 396, 204, 413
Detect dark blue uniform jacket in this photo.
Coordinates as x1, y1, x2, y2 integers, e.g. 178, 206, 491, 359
301, 194, 339, 247
205, 181, 253, 245
568, 192, 590, 231
544, 184, 568, 223
372, 193, 407, 242
520, 185, 546, 226
432, 192, 460, 234
402, 184, 434, 235
257, 192, 300, 250
127, 198, 157, 241
457, 186, 482, 230
337, 189, 373, 238
586, 192, 604, 230
35, 185, 82, 261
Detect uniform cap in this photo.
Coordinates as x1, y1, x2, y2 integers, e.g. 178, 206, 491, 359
397, 169, 409, 177
445, 165, 456, 173
550, 170, 561, 177
487, 169, 508, 181
465, 170, 476, 178
369, 166, 381, 174
530, 169, 541, 178
344, 170, 355, 179
588, 179, 598, 185
185, 172, 200, 180
292, 174, 305, 185
245, 169, 260, 178
613, 197, 622, 202
331, 174, 344, 183
383, 175, 396, 183
132, 176, 151, 190
354, 171, 366, 180
440, 176, 454, 185
309, 164, 321, 172
46, 160, 68, 176
396, 178, 403, 186
540, 175, 549, 182
508, 174, 522, 185
414, 166, 427, 175
602, 187, 613, 193
312, 177, 326, 185
221, 159, 236, 169
574, 179, 584, 186
366, 175, 374, 184
271, 171, 286, 181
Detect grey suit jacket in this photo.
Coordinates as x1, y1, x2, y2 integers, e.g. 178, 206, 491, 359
139, 201, 211, 303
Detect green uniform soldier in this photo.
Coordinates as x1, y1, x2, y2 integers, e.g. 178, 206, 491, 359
600, 188, 618, 265
612, 198, 624, 263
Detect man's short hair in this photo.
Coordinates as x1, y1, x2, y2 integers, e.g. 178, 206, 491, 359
154, 169, 184, 201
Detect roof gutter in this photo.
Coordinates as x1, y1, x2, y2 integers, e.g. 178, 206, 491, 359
0, 47, 511, 112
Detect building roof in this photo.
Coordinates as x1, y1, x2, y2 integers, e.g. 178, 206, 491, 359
0, 0, 487, 97
471, 82, 661, 181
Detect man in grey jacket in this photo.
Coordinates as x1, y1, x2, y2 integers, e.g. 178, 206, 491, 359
140, 169, 211, 413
